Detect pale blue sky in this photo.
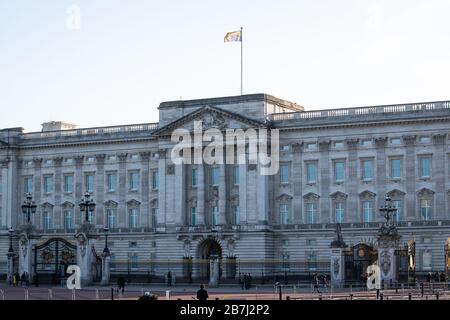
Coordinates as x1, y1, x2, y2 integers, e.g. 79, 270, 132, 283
1, 0, 449, 132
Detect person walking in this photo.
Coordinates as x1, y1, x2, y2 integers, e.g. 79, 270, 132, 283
196, 284, 209, 301
117, 275, 126, 295
313, 273, 321, 294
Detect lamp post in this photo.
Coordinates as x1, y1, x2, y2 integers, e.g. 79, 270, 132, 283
21, 193, 37, 224
103, 226, 110, 255
79, 192, 96, 223
379, 195, 397, 227
8, 226, 14, 254
7, 227, 15, 283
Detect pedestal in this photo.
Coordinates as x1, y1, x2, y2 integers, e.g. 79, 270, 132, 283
75, 231, 97, 286
101, 254, 111, 285
7, 252, 15, 282
18, 237, 36, 277
377, 234, 400, 285
330, 248, 345, 287
209, 256, 219, 287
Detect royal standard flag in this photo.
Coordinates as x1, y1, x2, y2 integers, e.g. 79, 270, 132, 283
224, 30, 242, 42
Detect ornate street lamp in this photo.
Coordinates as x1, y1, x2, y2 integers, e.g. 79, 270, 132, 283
103, 226, 110, 255
8, 226, 14, 254
21, 193, 37, 223
379, 195, 397, 227
79, 192, 96, 223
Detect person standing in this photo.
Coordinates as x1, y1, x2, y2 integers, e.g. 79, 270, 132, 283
117, 275, 126, 295
196, 284, 209, 301
167, 271, 172, 287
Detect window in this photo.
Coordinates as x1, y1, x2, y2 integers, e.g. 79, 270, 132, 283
85, 174, 95, 193
306, 143, 317, 151
390, 159, 402, 179
64, 175, 74, 193
362, 160, 373, 180
361, 139, 372, 147
307, 251, 318, 271
151, 207, 158, 227
391, 138, 401, 145
43, 176, 53, 194
334, 141, 344, 148
152, 170, 159, 189
107, 155, 116, 161
334, 161, 345, 182
44, 159, 53, 166
232, 206, 239, 225
106, 209, 116, 228
86, 157, 95, 163
419, 136, 431, 144
107, 173, 117, 192
280, 204, 289, 225
280, 164, 289, 183
419, 157, 431, 178
306, 203, 317, 224
43, 211, 52, 231
280, 145, 290, 152
25, 160, 33, 167
211, 167, 219, 186
64, 210, 73, 230
191, 168, 197, 187
281, 254, 290, 271
130, 154, 139, 160
306, 163, 317, 183
65, 158, 73, 164
129, 172, 140, 191
129, 208, 138, 228
211, 206, 218, 225
130, 254, 138, 269
233, 166, 239, 186
24, 177, 33, 194
362, 201, 373, 222
392, 200, 402, 222
422, 250, 432, 270
335, 202, 345, 223
190, 207, 197, 226
420, 199, 432, 221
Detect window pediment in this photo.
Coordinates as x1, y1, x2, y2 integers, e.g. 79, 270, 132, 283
41, 202, 54, 209
303, 192, 320, 201
330, 191, 348, 200
126, 199, 141, 207
359, 190, 376, 199
417, 188, 434, 196
387, 189, 406, 198
62, 201, 74, 208
276, 193, 293, 202
104, 200, 118, 208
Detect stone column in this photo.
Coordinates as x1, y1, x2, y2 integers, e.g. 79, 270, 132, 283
95, 154, 106, 227
7, 250, 15, 281
433, 134, 446, 219
174, 163, 186, 225
196, 163, 206, 225
53, 157, 63, 228
218, 162, 227, 225
238, 163, 247, 224
18, 233, 38, 277
403, 136, 416, 220
346, 139, 359, 222
1, 155, 19, 229
140, 152, 151, 227
117, 153, 128, 227
33, 158, 43, 227
375, 137, 388, 216
319, 140, 331, 223
292, 142, 303, 224
157, 150, 167, 227
256, 163, 269, 225
209, 254, 219, 287
74, 156, 84, 226
0, 158, 10, 227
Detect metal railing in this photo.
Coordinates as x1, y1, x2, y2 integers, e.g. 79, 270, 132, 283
269, 100, 450, 121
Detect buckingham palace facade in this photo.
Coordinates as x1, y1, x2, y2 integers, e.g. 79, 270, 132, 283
1, 93, 450, 283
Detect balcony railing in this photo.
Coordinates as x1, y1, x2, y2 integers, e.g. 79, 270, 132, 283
19, 123, 159, 140
269, 100, 450, 121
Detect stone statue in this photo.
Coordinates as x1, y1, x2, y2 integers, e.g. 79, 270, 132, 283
330, 223, 346, 248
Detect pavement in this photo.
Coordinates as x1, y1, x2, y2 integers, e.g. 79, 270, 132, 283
0, 282, 449, 300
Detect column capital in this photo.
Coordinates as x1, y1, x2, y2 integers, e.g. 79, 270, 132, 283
158, 149, 167, 159
432, 133, 446, 145
318, 139, 331, 151
0, 157, 10, 168
117, 153, 128, 162
345, 138, 359, 149
53, 156, 64, 166
33, 158, 43, 168
402, 135, 416, 146
74, 155, 84, 166
291, 141, 304, 153
374, 136, 388, 148
139, 151, 151, 161
95, 154, 106, 164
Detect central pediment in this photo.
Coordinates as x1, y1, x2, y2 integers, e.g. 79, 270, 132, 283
153, 105, 268, 137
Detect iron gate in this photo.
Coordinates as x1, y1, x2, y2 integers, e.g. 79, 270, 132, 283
33, 238, 76, 284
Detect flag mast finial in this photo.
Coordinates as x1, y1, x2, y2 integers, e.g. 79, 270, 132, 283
240, 26, 243, 96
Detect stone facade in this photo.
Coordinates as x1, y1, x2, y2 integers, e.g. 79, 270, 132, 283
1, 94, 450, 281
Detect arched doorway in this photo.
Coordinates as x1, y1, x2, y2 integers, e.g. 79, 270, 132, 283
345, 243, 377, 283
198, 239, 222, 280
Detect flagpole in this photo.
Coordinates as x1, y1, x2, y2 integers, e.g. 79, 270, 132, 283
240, 26, 243, 96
